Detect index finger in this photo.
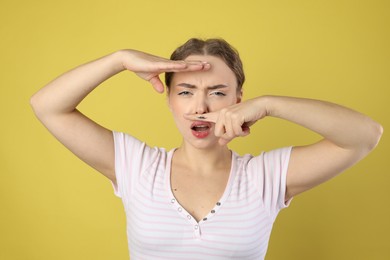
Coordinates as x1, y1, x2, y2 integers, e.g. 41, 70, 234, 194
183, 112, 219, 123
165, 60, 210, 73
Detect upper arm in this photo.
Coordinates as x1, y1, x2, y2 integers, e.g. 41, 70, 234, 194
285, 139, 366, 200
35, 109, 116, 182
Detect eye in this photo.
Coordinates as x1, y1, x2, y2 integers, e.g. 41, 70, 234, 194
178, 91, 192, 96
211, 91, 226, 96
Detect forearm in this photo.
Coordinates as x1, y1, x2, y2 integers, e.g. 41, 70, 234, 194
263, 95, 383, 152
30, 50, 126, 117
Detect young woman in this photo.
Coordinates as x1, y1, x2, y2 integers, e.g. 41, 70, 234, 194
30, 38, 382, 259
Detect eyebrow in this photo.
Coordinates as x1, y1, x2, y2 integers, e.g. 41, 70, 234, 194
176, 83, 229, 90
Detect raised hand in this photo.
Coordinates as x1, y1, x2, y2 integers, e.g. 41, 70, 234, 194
184, 97, 268, 145
120, 50, 210, 93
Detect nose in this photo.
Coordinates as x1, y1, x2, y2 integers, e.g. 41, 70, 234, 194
194, 93, 209, 115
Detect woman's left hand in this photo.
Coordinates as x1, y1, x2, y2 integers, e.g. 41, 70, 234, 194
184, 97, 268, 145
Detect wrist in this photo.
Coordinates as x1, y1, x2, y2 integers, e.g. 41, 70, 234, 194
112, 49, 133, 72
253, 95, 274, 117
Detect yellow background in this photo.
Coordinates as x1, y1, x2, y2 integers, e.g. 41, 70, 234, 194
1, 0, 389, 259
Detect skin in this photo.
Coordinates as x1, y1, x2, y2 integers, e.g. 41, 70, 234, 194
167, 55, 242, 220
30, 49, 383, 208
168, 55, 241, 149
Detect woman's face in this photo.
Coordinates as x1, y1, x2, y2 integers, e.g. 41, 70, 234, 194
168, 55, 242, 149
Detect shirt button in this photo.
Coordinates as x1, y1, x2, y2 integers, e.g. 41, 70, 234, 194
216, 202, 221, 206
211, 210, 215, 213
171, 199, 176, 203
178, 207, 182, 212
187, 215, 192, 219
194, 225, 199, 230
203, 218, 207, 221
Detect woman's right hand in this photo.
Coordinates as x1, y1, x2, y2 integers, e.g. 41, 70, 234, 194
119, 49, 210, 93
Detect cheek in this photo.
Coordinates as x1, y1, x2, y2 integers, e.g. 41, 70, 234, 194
168, 99, 187, 122
168, 95, 193, 113
210, 96, 239, 111
169, 104, 190, 133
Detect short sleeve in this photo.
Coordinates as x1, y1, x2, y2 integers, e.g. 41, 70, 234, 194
111, 131, 160, 202
248, 146, 292, 217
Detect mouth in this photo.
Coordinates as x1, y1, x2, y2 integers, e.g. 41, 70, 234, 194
190, 121, 212, 138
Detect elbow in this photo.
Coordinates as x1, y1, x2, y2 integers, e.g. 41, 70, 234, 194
373, 122, 384, 147
365, 120, 383, 152
30, 92, 47, 119
30, 93, 41, 116
30, 93, 37, 109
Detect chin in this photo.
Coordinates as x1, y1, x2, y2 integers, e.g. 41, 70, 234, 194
185, 137, 220, 150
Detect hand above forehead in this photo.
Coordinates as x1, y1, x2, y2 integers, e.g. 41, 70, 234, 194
120, 49, 211, 93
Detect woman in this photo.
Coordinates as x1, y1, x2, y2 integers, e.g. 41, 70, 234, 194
30, 38, 382, 259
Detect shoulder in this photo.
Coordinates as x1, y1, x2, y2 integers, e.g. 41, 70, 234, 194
112, 131, 168, 170
233, 146, 293, 169
113, 131, 165, 151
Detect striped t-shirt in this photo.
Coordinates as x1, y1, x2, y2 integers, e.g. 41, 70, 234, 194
112, 131, 292, 260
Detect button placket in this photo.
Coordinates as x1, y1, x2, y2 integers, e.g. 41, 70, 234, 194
170, 198, 200, 237
193, 224, 201, 239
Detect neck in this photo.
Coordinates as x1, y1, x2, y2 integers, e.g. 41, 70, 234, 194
174, 141, 232, 176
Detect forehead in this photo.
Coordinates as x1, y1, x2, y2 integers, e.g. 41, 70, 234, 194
171, 55, 237, 88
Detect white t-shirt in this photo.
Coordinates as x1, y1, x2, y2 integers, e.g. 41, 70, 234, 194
112, 131, 292, 260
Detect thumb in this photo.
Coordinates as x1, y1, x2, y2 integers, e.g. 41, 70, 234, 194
149, 75, 165, 93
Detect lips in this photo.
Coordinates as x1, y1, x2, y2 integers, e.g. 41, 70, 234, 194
191, 121, 212, 138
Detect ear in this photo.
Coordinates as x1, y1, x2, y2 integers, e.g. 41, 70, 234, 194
236, 89, 243, 103
166, 88, 173, 112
